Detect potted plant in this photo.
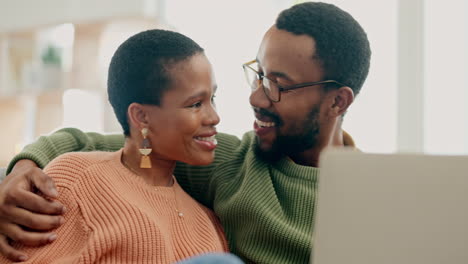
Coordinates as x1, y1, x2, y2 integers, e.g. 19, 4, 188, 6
40, 44, 63, 91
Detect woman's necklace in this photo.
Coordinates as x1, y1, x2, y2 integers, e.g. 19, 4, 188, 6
173, 188, 184, 218
121, 157, 183, 218
121, 158, 173, 187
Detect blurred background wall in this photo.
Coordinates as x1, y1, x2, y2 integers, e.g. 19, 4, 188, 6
0, 0, 467, 167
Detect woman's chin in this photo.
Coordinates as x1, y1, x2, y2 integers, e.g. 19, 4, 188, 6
184, 152, 215, 166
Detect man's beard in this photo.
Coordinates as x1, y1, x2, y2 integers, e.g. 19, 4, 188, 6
254, 105, 320, 164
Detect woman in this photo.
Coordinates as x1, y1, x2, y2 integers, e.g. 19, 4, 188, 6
1, 30, 234, 263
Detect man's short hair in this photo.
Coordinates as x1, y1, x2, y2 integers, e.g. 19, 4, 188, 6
276, 2, 371, 95
108, 29, 204, 136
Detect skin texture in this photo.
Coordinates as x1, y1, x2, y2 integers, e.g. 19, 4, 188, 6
0, 159, 63, 261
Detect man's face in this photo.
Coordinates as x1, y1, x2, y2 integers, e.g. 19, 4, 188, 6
249, 26, 329, 161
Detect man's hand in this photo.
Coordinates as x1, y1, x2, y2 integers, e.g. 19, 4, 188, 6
0, 159, 65, 261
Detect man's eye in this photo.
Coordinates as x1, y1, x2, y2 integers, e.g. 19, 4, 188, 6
211, 95, 216, 103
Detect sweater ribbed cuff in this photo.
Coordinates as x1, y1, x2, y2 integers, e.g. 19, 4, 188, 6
6, 150, 50, 175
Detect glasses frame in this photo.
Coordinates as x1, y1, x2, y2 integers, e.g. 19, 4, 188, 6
242, 59, 348, 102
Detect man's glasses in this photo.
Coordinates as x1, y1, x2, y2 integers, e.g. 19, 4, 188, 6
242, 59, 348, 102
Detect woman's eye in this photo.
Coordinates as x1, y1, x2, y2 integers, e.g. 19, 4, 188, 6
211, 95, 216, 103
189, 102, 202, 108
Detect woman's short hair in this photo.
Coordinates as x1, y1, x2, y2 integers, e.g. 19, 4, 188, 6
108, 29, 204, 136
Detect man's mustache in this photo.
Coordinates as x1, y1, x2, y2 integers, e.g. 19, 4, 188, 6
253, 107, 282, 126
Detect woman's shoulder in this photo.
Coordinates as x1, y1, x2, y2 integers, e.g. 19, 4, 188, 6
46, 151, 116, 169
44, 151, 119, 188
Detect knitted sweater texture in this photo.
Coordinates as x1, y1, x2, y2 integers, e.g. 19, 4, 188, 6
2, 149, 227, 263
8, 128, 355, 263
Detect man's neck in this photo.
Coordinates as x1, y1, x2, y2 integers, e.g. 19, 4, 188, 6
289, 125, 346, 167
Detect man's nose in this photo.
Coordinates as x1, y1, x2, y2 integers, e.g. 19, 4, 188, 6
249, 85, 272, 109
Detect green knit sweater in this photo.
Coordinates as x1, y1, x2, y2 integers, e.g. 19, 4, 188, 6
8, 128, 320, 263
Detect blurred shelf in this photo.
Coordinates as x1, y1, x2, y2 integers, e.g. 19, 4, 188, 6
0, 0, 162, 33
0, 88, 64, 103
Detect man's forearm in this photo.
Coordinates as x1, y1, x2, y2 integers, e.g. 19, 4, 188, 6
6, 127, 125, 174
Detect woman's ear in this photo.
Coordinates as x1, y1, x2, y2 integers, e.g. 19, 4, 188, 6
127, 103, 149, 130
330, 86, 354, 117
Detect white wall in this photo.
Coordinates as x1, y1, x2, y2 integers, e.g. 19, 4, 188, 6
424, 0, 468, 155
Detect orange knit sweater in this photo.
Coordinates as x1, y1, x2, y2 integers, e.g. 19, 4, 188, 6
3, 150, 227, 263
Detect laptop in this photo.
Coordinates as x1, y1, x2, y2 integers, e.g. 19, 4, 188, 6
312, 149, 468, 264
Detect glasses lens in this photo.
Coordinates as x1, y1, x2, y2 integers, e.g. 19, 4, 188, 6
243, 64, 260, 91
262, 79, 279, 102
243, 61, 280, 101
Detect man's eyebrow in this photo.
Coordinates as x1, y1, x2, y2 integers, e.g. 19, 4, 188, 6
269, 71, 293, 82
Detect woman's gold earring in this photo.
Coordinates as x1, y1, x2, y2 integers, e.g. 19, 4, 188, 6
139, 128, 152, 168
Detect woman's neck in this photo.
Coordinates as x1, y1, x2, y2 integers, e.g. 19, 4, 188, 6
122, 138, 175, 186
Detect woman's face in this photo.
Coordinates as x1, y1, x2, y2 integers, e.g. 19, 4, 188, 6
145, 53, 220, 165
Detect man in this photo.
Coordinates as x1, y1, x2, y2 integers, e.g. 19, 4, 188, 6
0, 2, 370, 263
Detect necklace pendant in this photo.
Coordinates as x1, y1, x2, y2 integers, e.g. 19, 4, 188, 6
178, 212, 184, 217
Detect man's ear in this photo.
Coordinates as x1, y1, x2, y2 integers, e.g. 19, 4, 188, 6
127, 103, 149, 130
330, 86, 354, 117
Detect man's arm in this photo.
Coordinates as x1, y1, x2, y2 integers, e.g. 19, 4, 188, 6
0, 127, 124, 261
6, 127, 125, 174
